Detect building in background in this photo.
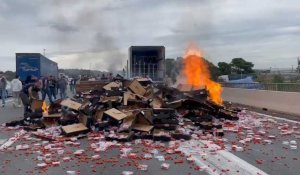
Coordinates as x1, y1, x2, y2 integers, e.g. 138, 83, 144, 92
129, 46, 165, 81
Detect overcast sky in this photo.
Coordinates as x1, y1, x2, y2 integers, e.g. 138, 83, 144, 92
1, 0, 300, 71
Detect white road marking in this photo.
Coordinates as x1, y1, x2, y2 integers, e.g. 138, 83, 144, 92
253, 112, 300, 124
179, 140, 268, 175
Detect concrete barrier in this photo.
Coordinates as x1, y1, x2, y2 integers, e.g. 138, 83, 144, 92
222, 87, 300, 115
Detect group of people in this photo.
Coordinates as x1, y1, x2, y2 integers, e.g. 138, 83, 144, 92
0, 74, 77, 117
21, 75, 74, 116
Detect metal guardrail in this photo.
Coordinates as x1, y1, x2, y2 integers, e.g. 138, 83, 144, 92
221, 83, 300, 92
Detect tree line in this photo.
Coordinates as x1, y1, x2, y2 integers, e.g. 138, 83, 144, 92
165, 57, 255, 82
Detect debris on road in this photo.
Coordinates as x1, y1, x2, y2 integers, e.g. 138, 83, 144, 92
0, 80, 299, 175
3, 77, 239, 143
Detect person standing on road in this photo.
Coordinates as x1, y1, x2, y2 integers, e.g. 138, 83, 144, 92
57, 76, 68, 99
69, 78, 76, 94
41, 76, 53, 104
11, 75, 23, 107
0, 75, 7, 107
49, 75, 57, 100
20, 81, 41, 116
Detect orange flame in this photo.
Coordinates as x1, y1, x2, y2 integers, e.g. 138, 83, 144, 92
183, 46, 223, 105
42, 101, 48, 114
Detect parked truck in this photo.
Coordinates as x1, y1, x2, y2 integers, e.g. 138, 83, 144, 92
129, 46, 165, 82
16, 53, 58, 82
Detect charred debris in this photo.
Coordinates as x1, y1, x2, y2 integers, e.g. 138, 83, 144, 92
6, 77, 239, 142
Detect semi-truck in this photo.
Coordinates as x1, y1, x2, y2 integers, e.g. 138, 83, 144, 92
129, 46, 165, 82
16, 53, 58, 81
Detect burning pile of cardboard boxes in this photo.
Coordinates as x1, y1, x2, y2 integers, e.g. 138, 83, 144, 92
6, 78, 239, 142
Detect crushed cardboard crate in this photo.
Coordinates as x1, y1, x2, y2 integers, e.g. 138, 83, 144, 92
103, 81, 122, 91
104, 108, 128, 121
61, 99, 82, 111
62, 123, 89, 136
128, 79, 146, 96
31, 99, 43, 111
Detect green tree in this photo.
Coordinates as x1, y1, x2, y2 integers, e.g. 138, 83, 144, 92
218, 62, 231, 75
204, 59, 220, 81
165, 59, 176, 78
230, 58, 254, 74
272, 74, 284, 83
4, 71, 16, 81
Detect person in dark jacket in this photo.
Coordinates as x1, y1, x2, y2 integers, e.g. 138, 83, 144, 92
41, 76, 53, 104
49, 75, 57, 100
19, 80, 41, 116
24, 75, 32, 85
69, 78, 76, 94
0, 75, 7, 107
57, 76, 68, 99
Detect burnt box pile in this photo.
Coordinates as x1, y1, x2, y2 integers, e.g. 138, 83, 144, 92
7, 77, 239, 142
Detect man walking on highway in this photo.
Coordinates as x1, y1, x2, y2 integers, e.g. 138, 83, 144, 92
69, 78, 76, 94
41, 76, 53, 104
0, 75, 7, 107
49, 75, 57, 100
11, 75, 22, 107
57, 76, 68, 99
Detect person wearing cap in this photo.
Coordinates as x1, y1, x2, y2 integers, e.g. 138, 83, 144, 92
11, 75, 23, 107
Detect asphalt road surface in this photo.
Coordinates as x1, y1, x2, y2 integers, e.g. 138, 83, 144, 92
0, 97, 299, 175
0, 98, 207, 175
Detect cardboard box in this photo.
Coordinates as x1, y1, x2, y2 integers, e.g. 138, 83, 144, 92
123, 92, 136, 105
128, 79, 146, 96
60, 99, 82, 111
123, 114, 136, 125
61, 123, 89, 136
101, 96, 120, 103
31, 99, 43, 111
150, 96, 163, 108
117, 131, 134, 142
153, 129, 171, 141
133, 123, 154, 132
144, 87, 154, 99
103, 82, 122, 91
104, 108, 128, 121
119, 115, 137, 132
78, 114, 88, 126
94, 109, 105, 122
43, 113, 61, 118
138, 109, 153, 124
48, 99, 62, 114
166, 100, 183, 109
153, 108, 176, 120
